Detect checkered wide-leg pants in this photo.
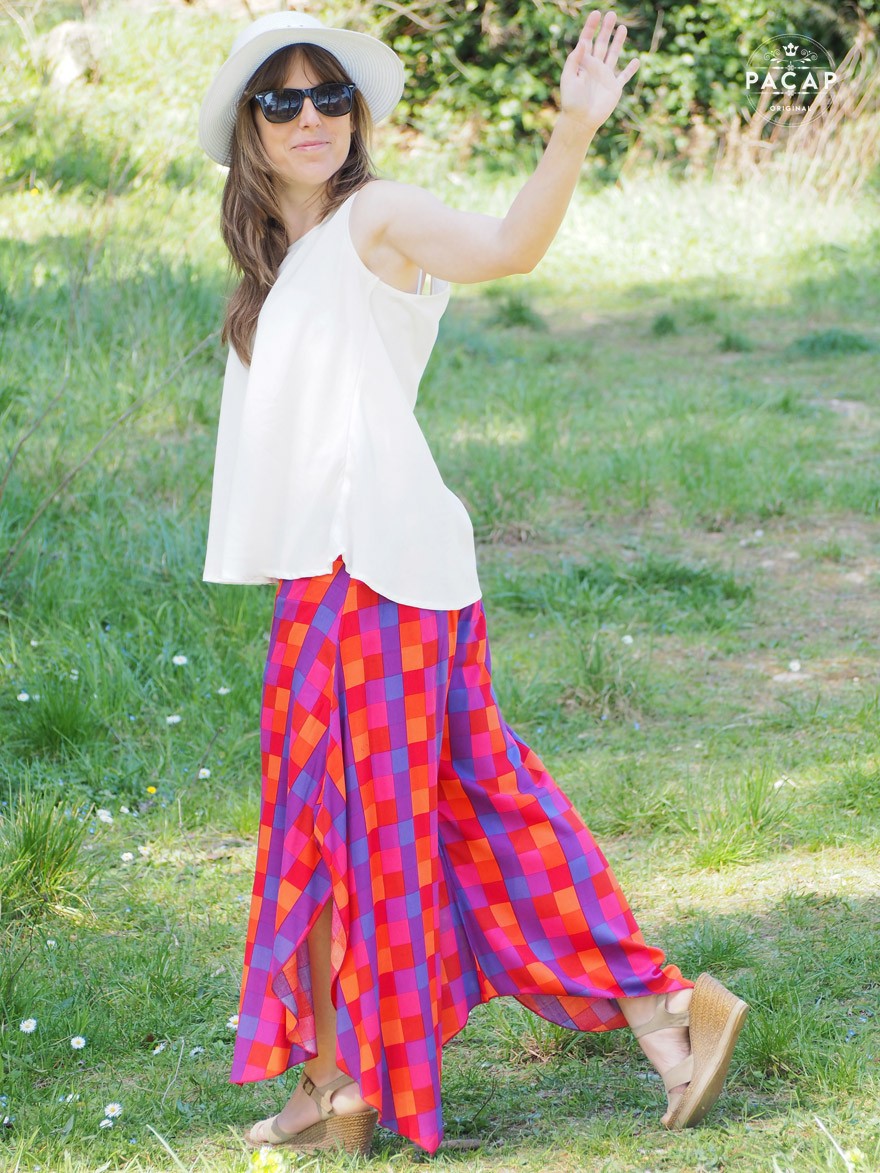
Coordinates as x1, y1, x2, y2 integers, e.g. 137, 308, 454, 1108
230, 558, 690, 1153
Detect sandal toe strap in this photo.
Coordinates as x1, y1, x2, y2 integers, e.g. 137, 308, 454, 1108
661, 1055, 693, 1094
253, 1114, 295, 1144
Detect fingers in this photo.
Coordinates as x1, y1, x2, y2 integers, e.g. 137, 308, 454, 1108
578, 9, 632, 72
593, 10, 617, 61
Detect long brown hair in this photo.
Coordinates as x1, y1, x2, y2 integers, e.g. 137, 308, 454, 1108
219, 43, 377, 364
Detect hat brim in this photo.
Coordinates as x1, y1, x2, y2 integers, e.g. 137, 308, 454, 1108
198, 26, 404, 167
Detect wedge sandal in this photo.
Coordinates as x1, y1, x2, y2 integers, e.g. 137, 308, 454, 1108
243, 1071, 378, 1155
632, 972, 749, 1130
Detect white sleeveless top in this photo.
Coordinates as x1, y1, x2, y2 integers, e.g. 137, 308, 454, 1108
202, 188, 482, 610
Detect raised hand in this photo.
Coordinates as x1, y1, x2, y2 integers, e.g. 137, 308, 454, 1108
560, 9, 640, 134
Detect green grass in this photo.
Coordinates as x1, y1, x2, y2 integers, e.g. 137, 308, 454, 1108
1, 1, 880, 1170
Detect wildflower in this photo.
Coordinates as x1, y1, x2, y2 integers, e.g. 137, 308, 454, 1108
103, 1102, 123, 1117
166, 714, 181, 725
250, 1147, 290, 1171
152, 1041, 167, 1054
99, 1118, 114, 1129
120, 852, 134, 862
96, 809, 114, 824
46, 939, 56, 948
217, 686, 231, 695
137, 845, 150, 856
69, 669, 79, 680
16, 692, 29, 702
172, 654, 188, 666
198, 767, 211, 779
788, 659, 801, 672
189, 1045, 205, 1056
621, 634, 634, 645
146, 786, 157, 794
19, 1018, 37, 1033
227, 1014, 239, 1031
70, 1036, 86, 1050
30, 639, 39, 647
120, 805, 130, 814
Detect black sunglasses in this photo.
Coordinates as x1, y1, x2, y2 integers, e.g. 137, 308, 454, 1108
252, 83, 356, 123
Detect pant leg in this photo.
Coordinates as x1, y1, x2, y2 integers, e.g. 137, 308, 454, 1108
436, 597, 691, 1034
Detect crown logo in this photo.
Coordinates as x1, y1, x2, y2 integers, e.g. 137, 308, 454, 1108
783, 42, 799, 56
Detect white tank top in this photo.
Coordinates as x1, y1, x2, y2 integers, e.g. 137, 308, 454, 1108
202, 187, 481, 610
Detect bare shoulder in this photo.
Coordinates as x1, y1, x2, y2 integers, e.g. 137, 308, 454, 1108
350, 179, 440, 240
349, 179, 438, 293
350, 178, 515, 285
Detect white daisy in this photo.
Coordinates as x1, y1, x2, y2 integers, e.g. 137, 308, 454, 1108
120, 852, 134, 862
198, 767, 211, 779
70, 1036, 86, 1050
19, 1018, 37, 1033
166, 714, 182, 725
226, 1014, 239, 1031
172, 654, 188, 666
120, 806, 130, 814
96, 809, 114, 824
99, 1118, 114, 1129
103, 1102, 123, 1117
217, 686, 231, 695
137, 845, 150, 856
189, 1045, 205, 1056
152, 1041, 167, 1054
16, 692, 29, 702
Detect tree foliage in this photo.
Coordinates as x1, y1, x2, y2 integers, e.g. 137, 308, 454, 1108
360, 0, 879, 167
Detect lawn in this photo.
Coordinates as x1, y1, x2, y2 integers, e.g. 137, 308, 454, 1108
1, 2, 879, 1171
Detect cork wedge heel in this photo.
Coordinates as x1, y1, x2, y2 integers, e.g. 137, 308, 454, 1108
243, 1072, 379, 1155
632, 973, 749, 1130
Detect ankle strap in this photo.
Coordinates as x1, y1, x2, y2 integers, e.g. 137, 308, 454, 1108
630, 996, 691, 1040
301, 1072, 356, 1119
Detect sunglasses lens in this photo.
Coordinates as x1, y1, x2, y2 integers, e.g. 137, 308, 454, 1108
312, 83, 354, 116
258, 91, 303, 123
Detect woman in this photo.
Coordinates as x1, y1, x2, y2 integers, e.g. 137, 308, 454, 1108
197, 8, 749, 1158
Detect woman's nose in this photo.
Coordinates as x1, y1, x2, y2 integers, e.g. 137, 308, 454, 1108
297, 96, 321, 126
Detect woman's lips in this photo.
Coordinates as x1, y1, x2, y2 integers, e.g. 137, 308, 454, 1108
293, 141, 328, 151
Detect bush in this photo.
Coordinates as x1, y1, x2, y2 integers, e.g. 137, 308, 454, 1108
355, 0, 880, 168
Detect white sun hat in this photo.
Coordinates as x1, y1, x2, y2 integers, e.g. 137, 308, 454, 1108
198, 12, 405, 167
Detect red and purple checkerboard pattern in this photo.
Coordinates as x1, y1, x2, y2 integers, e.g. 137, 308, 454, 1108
230, 558, 691, 1153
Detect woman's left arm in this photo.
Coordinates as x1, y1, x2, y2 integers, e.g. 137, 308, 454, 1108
360, 9, 640, 283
